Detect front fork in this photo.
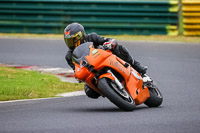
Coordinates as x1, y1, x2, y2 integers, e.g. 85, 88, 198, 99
107, 70, 124, 91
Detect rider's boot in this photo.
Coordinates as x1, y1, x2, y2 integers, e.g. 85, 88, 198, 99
131, 60, 148, 75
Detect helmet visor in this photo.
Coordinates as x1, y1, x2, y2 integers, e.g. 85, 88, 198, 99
64, 37, 74, 48
64, 31, 83, 49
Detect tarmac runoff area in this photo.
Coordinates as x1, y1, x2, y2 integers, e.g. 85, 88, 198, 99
0, 63, 85, 103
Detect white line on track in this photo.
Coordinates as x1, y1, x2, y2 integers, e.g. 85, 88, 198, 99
0, 91, 85, 104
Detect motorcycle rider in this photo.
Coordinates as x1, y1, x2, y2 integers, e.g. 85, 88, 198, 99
64, 22, 147, 99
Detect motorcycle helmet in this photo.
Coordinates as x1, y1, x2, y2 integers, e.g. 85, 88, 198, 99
64, 22, 85, 49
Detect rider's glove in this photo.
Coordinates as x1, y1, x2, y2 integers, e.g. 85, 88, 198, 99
103, 39, 116, 50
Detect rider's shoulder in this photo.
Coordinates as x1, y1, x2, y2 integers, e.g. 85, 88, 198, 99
87, 32, 99, 37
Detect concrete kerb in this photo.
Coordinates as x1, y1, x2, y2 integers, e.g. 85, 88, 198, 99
0, 63, 75, 79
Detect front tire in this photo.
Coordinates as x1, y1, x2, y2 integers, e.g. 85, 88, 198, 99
97, 78, 135, 111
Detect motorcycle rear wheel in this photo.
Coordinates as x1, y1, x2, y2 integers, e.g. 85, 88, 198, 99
144, 83, 163, 107
98, 78, 135, 111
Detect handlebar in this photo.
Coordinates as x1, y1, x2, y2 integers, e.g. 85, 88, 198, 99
97, 45, 105, 50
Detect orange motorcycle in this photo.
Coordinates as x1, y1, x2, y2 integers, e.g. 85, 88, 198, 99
73, 42, 163, 111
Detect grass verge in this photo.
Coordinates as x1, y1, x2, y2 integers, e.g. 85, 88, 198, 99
0, 66, 83, 101
0, 33, 200, 43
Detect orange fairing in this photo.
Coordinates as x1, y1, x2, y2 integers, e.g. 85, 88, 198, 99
73, 43, 150, 106
85, 45, 131, 80
126, 69, 150, 105
74, 63, 90, 81
85, 45, 112, 70
74, 62, 103, 95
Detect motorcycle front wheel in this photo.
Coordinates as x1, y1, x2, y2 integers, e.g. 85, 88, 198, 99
97, 78, 135, 111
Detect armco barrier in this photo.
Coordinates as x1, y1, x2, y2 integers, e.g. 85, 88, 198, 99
182, 0, 200, 36
0, 0, 179, 35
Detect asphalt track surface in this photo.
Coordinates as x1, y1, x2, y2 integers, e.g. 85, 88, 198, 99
0, 38, 200, 133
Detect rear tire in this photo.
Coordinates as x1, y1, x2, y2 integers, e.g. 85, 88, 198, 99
144, 83, 163, 107
97, 78, 135, 111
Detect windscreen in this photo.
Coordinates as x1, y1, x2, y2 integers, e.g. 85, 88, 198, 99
72, 42, 92, 64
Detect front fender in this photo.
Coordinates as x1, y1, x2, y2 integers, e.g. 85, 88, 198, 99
99, 73, 115, 81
